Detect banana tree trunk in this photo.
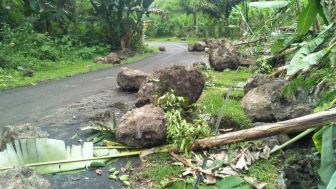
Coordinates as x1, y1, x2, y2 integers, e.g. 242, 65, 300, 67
192, 109, 336, 150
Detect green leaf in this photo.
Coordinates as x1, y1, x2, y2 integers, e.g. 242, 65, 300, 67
287, 43, 334, 76
313, 126, 330, 152
297, 0, 318, 35
216, 176, 247, 188
288, 24, 333, 70
0, 138, 93, 175
326, 170, 336, 189
319, 125, 336, 184
248, 1, 288, 9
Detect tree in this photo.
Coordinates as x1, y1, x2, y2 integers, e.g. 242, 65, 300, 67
90, 0, 154, 49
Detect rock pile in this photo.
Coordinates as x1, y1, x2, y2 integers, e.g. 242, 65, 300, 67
95, 52, 121, 64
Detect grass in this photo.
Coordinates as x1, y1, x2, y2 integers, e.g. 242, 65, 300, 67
248, 155, 280, 189
198, 69, 253, 128
139, 153, 188, 189
0, 51, 158, 90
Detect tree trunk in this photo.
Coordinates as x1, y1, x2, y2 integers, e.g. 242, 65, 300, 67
194, 12, 199, 37
191, 109, 336, 150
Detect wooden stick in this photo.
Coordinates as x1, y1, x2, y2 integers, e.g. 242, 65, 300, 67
191, 109, 336, 150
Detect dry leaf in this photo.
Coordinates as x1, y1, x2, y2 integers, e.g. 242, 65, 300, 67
139, 148, 155, 161
236, 154, 248, 170
262, 146, 271, 159
218, 167, 239, 176
204, 175, 217, 185
244, 176, 267, 189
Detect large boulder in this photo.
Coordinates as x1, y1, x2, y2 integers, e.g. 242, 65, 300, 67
243, 74, 274, 94
95, 52, 121, 64
117, 67, 149, 91
194, 41, 206, 51
0, 166, 52, 189
188, 41, 207, 52
115, 105, 166, 147
0, 123, 49, 150
135, 65, 205, 107
208, 39, 240, 71
242, 80, 312, 122
242, 80, 285, 122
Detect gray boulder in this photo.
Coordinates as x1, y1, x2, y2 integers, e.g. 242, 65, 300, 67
158, 46, 166, 51
242, 80, 312, 122
115, 105, 166, 147
0, 166, 52, 189
243, 74, 274, 94
135, 65, 205, 107
194, 41, 206, 52
0, 123, 49, 150
117, 67, 149, 91
188, 44, 195, 52
95, 52, 121, 64
209, 39, 240, 71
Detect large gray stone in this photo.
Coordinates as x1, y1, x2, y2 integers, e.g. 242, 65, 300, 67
115, 105, 166, 147
0, 166, 52, 189
0, 123, 49, 150
135, 65, 205, 107
117, 67, 149, 91
208, 39, 240, 71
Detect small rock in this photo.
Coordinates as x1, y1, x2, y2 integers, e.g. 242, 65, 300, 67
117, 67, 149, 91
188, 44, 195, 52
0, 166, 52, 189
0, 123, 49, 150
115, 105, 166, 147
23, 69, 34, 77
192, 61, 208, 70
158, 46, 166, 51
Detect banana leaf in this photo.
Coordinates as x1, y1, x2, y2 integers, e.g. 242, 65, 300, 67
297, 0, 318, 35
0, 138, 94, 174
326, 170, 336, 189
289, 24, 333, 68
287, 42, 336, 76
248, 1, 288, 9
318, 125, 336, 185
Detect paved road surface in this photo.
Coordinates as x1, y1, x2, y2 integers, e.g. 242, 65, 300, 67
0, 42, 206, 127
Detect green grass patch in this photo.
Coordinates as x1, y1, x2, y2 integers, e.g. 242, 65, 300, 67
248, 155, 280, 189
198, 70, 253, 128
210, 70, 253, 87
140, 153, 188, 188
0, 51, 157, 90
199, 88, 252, 128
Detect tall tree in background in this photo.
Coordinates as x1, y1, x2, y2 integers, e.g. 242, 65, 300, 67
90, 0, 154, 49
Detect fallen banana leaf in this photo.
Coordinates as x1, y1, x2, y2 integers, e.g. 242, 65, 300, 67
139, 145, 172, 161
0, 138, 143, 174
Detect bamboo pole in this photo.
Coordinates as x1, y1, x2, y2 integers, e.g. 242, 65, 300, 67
191, 109, 336, 150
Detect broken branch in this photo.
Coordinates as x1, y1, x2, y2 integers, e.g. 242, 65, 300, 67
192, 109, 336, 150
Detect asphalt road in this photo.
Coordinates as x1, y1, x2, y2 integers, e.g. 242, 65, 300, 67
0, 42, 208, 189
0, 42, 207, 127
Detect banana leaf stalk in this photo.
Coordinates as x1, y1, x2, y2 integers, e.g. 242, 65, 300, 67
0, 150, 142, 172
